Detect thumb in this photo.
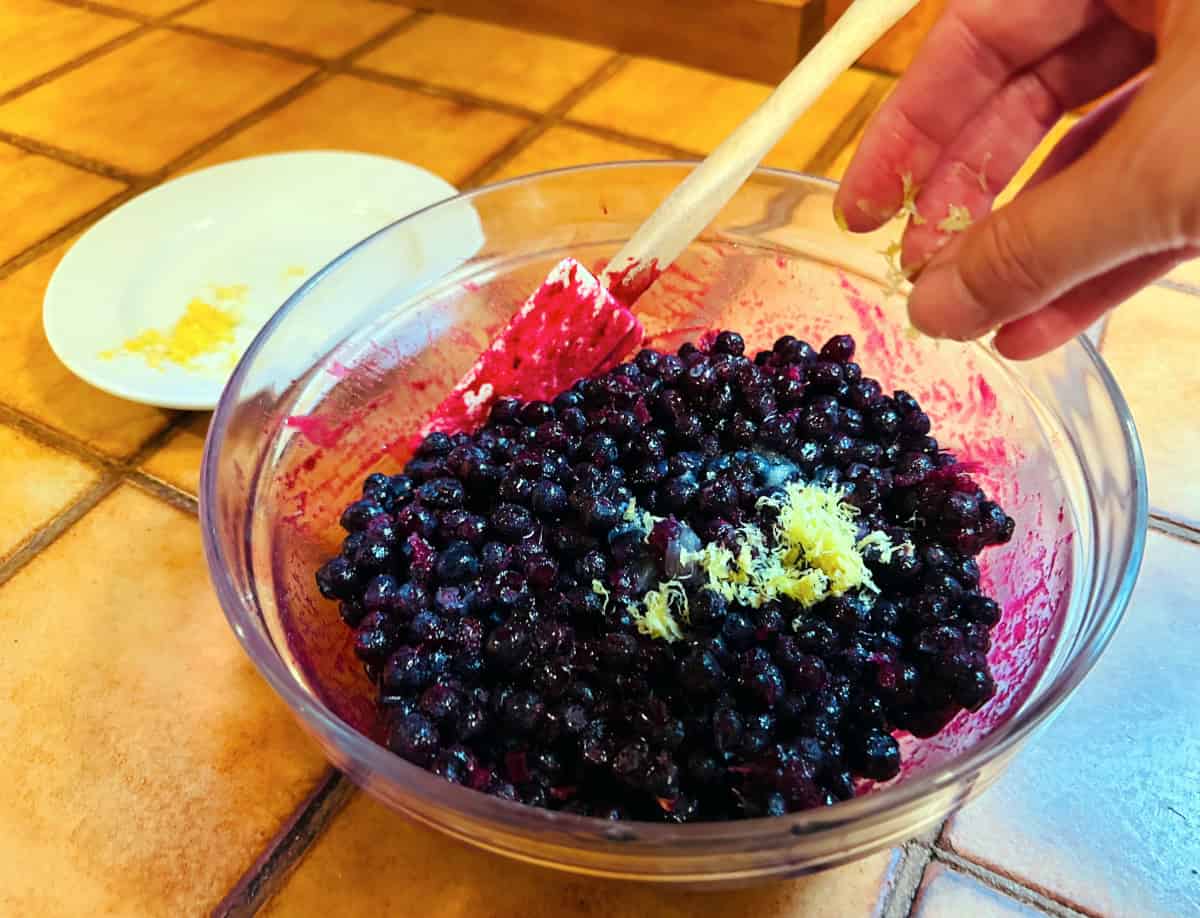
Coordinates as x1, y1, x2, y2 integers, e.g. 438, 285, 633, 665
906, 88, 1188, 342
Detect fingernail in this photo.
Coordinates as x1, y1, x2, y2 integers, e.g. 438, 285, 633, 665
833, 203, 849, 233
856, 197, 898, 225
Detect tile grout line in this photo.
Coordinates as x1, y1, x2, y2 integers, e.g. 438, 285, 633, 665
462, 53, 632, 189
134, 11, 431, 180
126, 470, 200, 516
162, 22, 326, 67
880, 839, 934, 918
213, 770, 356, 918
0, 128, 140, 183
0, 412, 188, 586
43, 0, 156, 23
0, 403, 128, 470
558, 118, 704, 160
345, 65, 542, 121
0, 21, 151, 109
931, 847, 1092, 918
0, 475, 121, 587
7, 0, 216, 111
1150, 514, 1200, 544
156, 68, 332, 176
874, 822, 939, 918
0, 183, 142, 283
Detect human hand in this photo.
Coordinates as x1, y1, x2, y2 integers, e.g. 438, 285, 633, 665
835, 0, 1200, 359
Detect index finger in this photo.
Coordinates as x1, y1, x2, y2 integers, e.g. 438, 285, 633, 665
834, 0, 1104, 231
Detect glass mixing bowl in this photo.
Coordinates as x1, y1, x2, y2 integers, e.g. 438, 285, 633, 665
201, 164, 1147, 886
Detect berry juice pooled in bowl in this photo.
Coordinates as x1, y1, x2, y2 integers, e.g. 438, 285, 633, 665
210, 166, 1138, 880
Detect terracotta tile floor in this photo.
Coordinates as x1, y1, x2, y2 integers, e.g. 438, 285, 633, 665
1, 2, 1195, 914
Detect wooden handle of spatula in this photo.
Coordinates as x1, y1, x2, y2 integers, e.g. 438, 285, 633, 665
601, 0, 918, 298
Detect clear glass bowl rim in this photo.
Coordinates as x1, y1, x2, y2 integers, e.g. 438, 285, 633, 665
200, 161, 1149, 843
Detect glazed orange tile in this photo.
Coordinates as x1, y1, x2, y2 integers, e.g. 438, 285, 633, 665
142, 412, 211, 495
187, 74, 530, 185
568, 58, 879, 170
1101, 284, 1200, 527
0, 243, 171, 457
0, 142, 123, 265
490, 125, 662, 183
0, 423, 98, 559
0, 485, 328, 915
0, 0, 135, 97
179, 0, 409, 59
358, 14, 613, 112
0, 30, 314, 174
263, 793, 898, 917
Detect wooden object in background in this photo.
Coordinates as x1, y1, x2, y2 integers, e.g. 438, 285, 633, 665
418, 0, 944, 84
414, 0, 826, 85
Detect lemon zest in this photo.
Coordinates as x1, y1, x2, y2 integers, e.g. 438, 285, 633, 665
684, 482, 894, 614
938, 204, 974, 234
623, 497, 663, 540
591, 579, 610, 611
880, 240, 911, 300
212, 283, 248, 302
899, 172, 926, 226
630, 580, 688, 642
100, 297, 240, 370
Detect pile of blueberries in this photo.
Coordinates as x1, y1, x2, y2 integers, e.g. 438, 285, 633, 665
316, 331, 1015, 822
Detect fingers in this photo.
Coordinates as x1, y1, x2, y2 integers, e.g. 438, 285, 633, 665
834, 0, 1105, 231
993, 249, 1191, 359
899, 20, 1154, 271
1022, 74, 1147, 192
905, 100, 1173, 342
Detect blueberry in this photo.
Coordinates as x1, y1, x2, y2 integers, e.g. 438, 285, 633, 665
389, 712, 440, 765
316, 555, 358, 600
486, 623, 530, 671
435, 541, 480, 583
354, 611, 399, 664
820, 334, 856, 363
490, 503, 534, 541
419, 431, 454, 456
502, 690, 545, 734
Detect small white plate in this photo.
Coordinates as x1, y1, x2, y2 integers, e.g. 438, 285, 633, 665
44, 151, 476, 410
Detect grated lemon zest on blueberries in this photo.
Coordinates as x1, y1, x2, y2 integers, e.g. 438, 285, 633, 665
623, 497, 665, 541
632, 483, 896, 641
591, 578, 611, 610
938, 204, 974, 234
630, 580, 688, 642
